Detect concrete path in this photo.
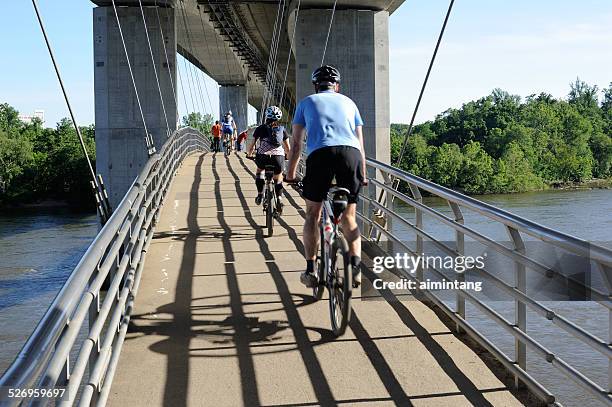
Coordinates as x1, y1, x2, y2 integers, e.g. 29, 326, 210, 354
109, 152, 526, 407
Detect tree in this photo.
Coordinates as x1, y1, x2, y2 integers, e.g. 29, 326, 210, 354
182, 112, 214, 136
0, 129, 33, 197
568, 77, 599, 115
460, 141, 494, 194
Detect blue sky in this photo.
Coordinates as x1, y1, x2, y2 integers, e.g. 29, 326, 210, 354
1, 0, 611, 126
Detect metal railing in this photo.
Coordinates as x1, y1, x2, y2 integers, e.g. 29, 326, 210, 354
0, 128, 210, 407
359, 157, 612, 406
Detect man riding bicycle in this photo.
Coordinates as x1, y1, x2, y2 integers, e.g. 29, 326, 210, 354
247, 106, 290, 214
221, 111, 237, 152
286, 65, 367, 288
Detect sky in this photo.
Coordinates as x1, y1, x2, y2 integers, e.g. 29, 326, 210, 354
0, 0, 611, 127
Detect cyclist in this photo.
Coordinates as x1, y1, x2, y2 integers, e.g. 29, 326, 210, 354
237, 129, 248, 152
221, 111, 237, 153
247, 106, 290, 214
286, 65, 367, 288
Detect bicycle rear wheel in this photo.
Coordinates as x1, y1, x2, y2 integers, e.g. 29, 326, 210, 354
328, 235, 352, 336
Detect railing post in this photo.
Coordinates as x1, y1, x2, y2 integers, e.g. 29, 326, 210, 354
506, 226, 527, 388
408, 183, 424, 283
448, 201, 465, 332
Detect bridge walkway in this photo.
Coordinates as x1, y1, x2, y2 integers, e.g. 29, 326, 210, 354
108, 152, 526, 407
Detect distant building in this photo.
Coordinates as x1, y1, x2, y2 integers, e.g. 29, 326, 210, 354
18, 110, 45, 124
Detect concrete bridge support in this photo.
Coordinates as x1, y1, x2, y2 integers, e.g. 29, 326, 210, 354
293, 8, 391, 167
219, 84, 249, 133
94, 6, 177, 208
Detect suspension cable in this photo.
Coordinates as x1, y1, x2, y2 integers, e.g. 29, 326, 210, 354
196, 5, 216, 114
110, 0, 155, 155
30, 0, 111, 221
138, 0, 171, 138
154, 0, 179, 126
280, 0, 301, 109
266, 0, 287, 108
206, 0, 233, 116
177, 2, 201, 115
179, 1, 208, 115
260, 0, 284, 121
260, 1, 282, 119
395, 0, 455, 170
320, 0, 338, 66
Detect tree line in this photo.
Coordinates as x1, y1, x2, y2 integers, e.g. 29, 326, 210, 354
391, 79, 612, 194
1, 78, 611, 208
0, 104, 214, 209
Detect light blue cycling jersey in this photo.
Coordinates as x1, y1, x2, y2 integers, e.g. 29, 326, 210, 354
292, 90, 364, 156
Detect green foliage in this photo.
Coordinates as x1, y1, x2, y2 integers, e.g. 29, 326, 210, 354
182, 112, 214, 136
391, 78, 612, 194
0, 104, 96, 208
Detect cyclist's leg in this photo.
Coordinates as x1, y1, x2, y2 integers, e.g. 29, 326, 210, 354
300, 148, 334, 286
303, 199, 322, 261
254, 155, 267, 205
333, 146, 365, 285
271, 155, 285, 211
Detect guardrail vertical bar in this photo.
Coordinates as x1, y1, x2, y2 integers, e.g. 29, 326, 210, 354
448, 201, 465, 332
507, 226, 527, 387
408, 183, 424, 282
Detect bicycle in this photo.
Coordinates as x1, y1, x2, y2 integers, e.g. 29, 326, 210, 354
247, 156, 280, 237
223, 133, 233, 157
289, 180, 353, 336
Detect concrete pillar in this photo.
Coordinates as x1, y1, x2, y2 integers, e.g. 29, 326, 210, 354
294, 9, 390, 166
94, 6, 177, 208
219, 84, 248, 133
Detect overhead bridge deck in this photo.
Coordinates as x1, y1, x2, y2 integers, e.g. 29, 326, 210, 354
107, 152, 526, 406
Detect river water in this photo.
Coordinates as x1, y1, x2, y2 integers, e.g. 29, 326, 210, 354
0, 189, 610, 406
0, 209, 98, 375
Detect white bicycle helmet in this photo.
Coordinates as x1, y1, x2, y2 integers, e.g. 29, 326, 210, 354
265, 106, 282, 121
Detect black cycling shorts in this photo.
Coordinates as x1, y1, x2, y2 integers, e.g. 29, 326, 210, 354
303, 146, 364, 204
255, 154, 284, 175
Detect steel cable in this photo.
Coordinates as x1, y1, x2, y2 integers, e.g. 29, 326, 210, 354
260, 0, 284, 122
280, 0, 301, 110
154, 0, 180, 126
320, 0, 338, 66
395, 0, 455, 169
138, 0, 171, 138
110, 0, 155, 155
30, 0, 111, 221
178, 0, 209, 115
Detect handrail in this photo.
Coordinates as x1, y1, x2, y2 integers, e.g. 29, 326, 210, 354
362, 157, 612, 406
0, 127, 210, 406
367, 157, 612, 268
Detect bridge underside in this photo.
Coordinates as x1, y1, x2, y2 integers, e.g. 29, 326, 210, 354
93, 0, 399, 207
109, 152, 525, 406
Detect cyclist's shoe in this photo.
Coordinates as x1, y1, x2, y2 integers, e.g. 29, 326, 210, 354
352, 268, 362, 288
300, 271, 317, 288
255, 194, 263, 206
276, 200, 284, 215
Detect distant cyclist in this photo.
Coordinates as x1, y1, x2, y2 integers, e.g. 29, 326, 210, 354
237, 130, 248, 152
247, 106, 290, 214
221, 111, 237, 152
286, 65, 367, 288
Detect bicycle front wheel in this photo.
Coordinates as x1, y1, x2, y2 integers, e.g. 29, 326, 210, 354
328, 235, 352, 336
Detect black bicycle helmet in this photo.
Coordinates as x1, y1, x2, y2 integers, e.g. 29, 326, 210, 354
311, 65, 341, 85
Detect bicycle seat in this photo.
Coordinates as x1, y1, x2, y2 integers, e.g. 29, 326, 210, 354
329, 187, 350, 219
